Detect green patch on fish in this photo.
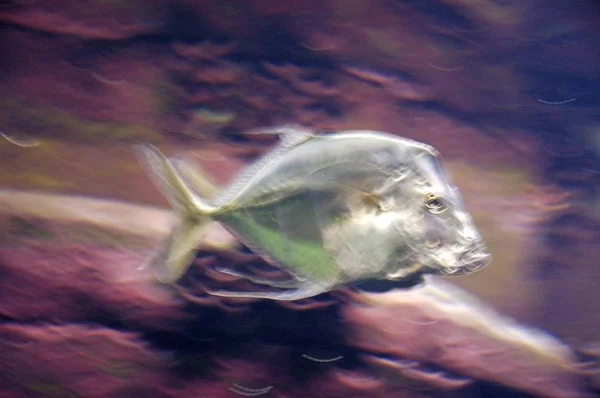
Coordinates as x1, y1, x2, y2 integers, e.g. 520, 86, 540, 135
136, 126, 491, 301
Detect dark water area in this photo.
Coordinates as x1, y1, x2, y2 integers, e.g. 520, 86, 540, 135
0, 1, 600, 397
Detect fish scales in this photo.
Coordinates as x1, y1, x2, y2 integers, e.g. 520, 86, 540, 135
218, 132, 411, 208
135, 128, 491, 301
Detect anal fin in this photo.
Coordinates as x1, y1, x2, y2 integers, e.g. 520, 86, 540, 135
205, 282, 329, 301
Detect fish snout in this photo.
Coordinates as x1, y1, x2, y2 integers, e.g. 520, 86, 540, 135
442, 243, 491, 276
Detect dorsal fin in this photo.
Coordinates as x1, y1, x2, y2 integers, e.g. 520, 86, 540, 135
271, 124, 316, 146
244, 124, 316, 146
213, 126, 317, 207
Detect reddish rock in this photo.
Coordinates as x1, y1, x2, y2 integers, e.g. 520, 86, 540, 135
342, 278, 590, 398
0, 324, 170, 398
0, 0, 165, 39
0, 190, 598, 397
0, 240, 184, 331
0, 1, 599, 397
0, 28, 170, 138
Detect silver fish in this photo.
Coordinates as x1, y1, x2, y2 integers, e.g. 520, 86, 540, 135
136, 127, 491, 301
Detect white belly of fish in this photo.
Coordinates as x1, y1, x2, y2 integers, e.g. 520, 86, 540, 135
322, 210, 410, 281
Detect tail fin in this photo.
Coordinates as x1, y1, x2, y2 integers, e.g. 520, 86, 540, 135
135, 145, 216, 283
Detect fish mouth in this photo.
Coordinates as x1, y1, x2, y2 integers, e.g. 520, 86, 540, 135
440, 245, 491, 276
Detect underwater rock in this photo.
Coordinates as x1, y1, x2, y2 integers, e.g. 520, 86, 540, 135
192, 61, 244, 85
261, 62, 339, 97
361, 355, 475, 391
342, 66, 432, 102
0, 241, 183, 330
342, 276, 589, 398
0, 28, 171, 144
0, 0, 597, 148
0, 239, 177, 324
0, 0, 598, 395
0, 0, 164, 39
166, 52, 347, 139
0, 189, 598, 396
535, 203, 600, 350
0, 189, 234, 330
171, 40, 238, 61
0, 324, 169, 398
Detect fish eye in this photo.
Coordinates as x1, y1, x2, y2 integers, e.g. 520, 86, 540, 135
425, 239, 441, 248
425, 193, 447, 214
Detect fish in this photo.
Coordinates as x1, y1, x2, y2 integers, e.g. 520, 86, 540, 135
135, 127, 491, 301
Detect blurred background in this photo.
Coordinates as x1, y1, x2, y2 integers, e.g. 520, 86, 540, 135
0, 0, 599, 397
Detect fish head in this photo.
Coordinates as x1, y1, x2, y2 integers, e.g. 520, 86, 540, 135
417, 196, 491, 277
384, 144, 491, 279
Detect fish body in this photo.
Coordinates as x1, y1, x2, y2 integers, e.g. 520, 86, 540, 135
136, 127, 491, 301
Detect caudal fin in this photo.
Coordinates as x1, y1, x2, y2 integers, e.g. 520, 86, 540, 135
135, 145, 216, 283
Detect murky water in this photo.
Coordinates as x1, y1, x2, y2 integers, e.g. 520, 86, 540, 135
0, 1, 599, 397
